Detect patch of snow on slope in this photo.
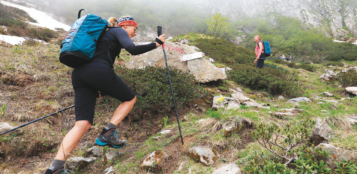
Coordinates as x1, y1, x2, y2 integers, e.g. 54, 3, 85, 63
0, 34, 44, 45
0, 1, 70, 31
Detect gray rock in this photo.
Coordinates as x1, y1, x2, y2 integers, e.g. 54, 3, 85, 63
319, 69, 337, 81
212, 96, 228, 109
232, 92, 263, 108
103, 151, 124, 163
182, 115, 188, 121
140, 150, 168, 170
81, 141, 93, 149
85, 146, 102, 157
187, 58, 227, 83
324, 100, 339, 104
323, 92, 334, 97
226, 101, 241, 110
316, 143, 357, 169
66, 157, 97, 170
104, 166, 115, 174
273, 112, 296, 119
212, 163, 241, 174
347, 116, 357, 125
208, 58, 215, 63
287, 97, 312, 103
180, 39, 189, 44
277, 95, 285, 100
346, 87, 357, 95
0, 122, 23, 135
189, 147, 219, 165
310, 118, 333, 145
125, 41, 226, 83
160, 130, 172, 135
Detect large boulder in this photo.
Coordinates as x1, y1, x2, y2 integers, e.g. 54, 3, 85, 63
66, 157, 97, 170
140, 150, 168, 171
212, 163, 241, 174
316, 143, 357, 169
125, 41, 227, 83
346, 87, 357, 95
310, 118, 333, 145
189, 147, 219, 166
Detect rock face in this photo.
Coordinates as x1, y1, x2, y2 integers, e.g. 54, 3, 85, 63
66, 157, 97, 170
347, 116, 357, 125
310, 118, 333, 145
196, 0, 357, 38
125, 41, 227, 83
212, 91, 267, 110
319, 69, 337, 81
287, 97, 312, 103
140, 150, 168, 170
103, 151, 123, 163
346, 87, 357, 95
189, 147, 219, 166
212, 163, 241, 174
316, 143, 357, 169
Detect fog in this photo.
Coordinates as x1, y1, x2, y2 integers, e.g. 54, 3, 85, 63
22, 0, 357, 37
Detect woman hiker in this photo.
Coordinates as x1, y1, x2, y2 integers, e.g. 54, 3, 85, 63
45, 16, 166, 174
254, 35, 265, 69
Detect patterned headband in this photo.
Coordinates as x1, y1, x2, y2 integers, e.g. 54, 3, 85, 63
117, 17, 138, 28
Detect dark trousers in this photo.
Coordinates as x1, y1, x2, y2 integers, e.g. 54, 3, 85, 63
256, 53, 266, 69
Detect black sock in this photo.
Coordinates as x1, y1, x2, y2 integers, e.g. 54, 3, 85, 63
100, 123, 117, 135
49, 159, 65, 171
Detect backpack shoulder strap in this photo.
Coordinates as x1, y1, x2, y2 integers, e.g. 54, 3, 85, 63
107, 44, 119, 67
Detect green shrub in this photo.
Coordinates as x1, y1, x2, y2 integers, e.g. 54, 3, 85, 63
114, 66, 207, 121
0, 18, 26, 28
324, 62, 344, 67
0, 3, 36, 22
196, 38, 254, 65
337, 70, 357, 87
228, 64, 303, 97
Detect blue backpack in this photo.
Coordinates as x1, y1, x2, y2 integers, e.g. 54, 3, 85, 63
60, 9, 113, 68
263, 41, 271, 57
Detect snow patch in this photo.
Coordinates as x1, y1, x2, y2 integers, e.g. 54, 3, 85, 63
333, 40, 345, 43
0, 1, 70, 31
0, 34, 45, 45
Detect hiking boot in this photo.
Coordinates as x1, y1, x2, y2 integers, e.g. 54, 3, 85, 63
44, 167, 64, 174
95, 128, 127, 148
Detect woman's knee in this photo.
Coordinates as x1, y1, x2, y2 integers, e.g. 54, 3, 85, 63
75, 120, 92, 131
131, 96, 137, 104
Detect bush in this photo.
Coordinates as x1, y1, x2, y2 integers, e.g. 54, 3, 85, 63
0, 3, 36, 22
196, 38, 254, 65
228, 64, 303, 97
196, 37, 304, 97
324, 61, 344, 67
337, 70, 357, 87
114, 66, 207, 121
0, 18, 26, 29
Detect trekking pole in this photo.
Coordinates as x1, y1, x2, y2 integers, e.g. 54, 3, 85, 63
157, 26, 184, 145
0, 105, 75, 136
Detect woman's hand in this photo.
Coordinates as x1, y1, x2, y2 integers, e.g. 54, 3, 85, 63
254, 58, 259, 64
156, 34, 166, 47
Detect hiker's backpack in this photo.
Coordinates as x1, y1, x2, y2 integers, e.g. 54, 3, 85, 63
262, 41, 271, 57
59, 9, 110, 68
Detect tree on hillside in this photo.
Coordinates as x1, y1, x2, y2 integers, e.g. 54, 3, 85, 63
206, 13, 230, 38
